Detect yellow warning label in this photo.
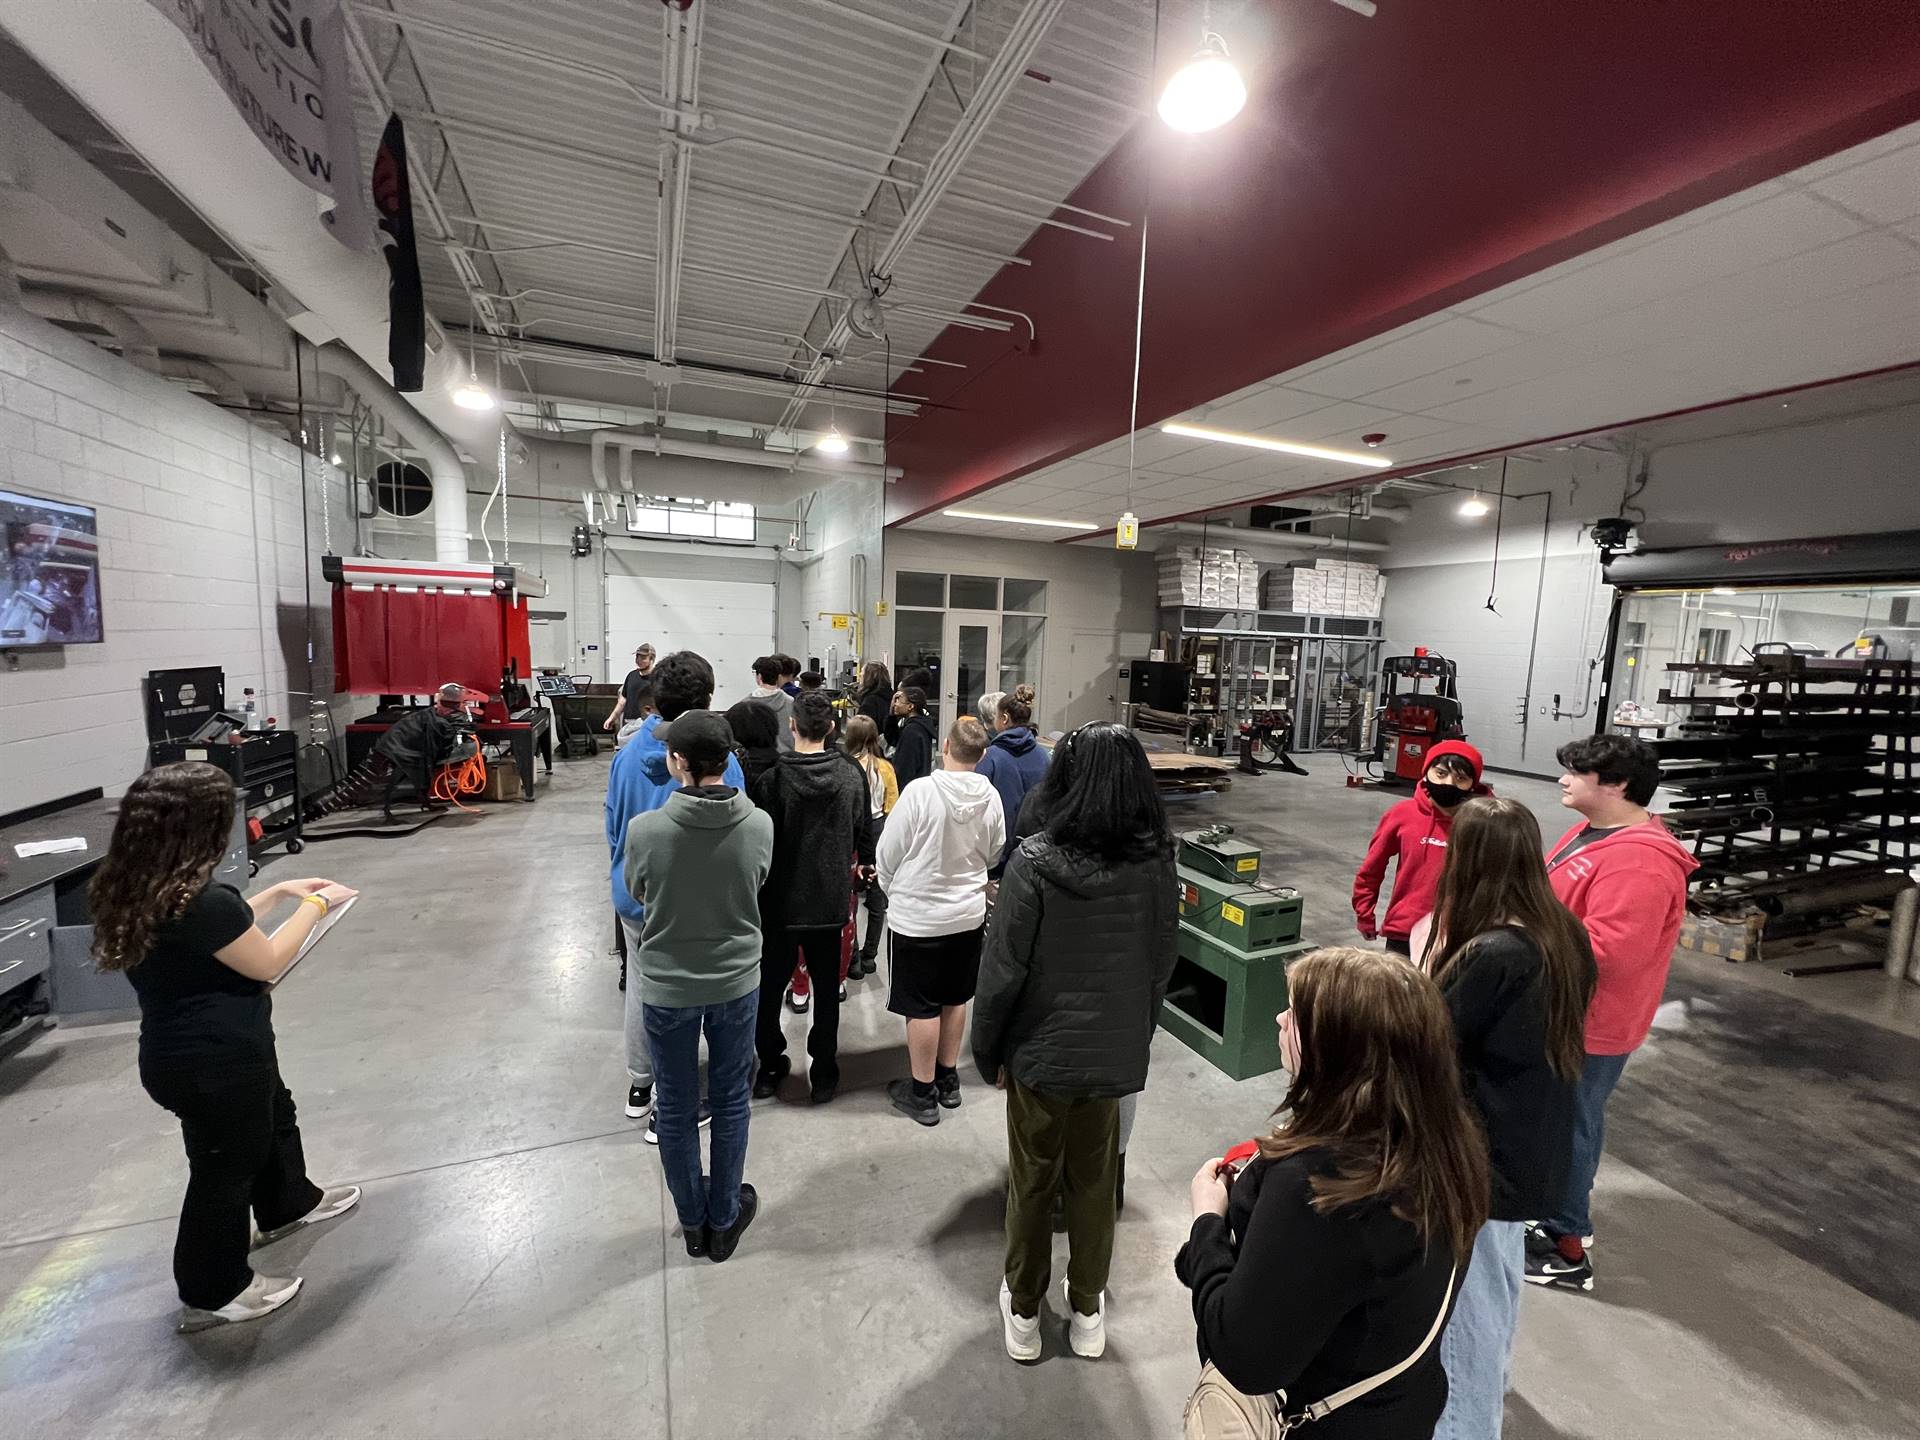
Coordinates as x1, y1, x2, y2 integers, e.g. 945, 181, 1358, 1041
1221, 902, 1246, 927
1235, 857, 1258, 873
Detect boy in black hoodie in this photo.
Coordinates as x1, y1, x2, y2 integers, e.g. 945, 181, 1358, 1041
750, 692, 873, 1103
891, 685, 938, 789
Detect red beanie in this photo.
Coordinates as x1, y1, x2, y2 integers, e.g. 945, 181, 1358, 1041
1425, 739, 1484, 781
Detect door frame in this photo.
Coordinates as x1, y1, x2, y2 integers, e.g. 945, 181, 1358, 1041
940, 608, 1002, 735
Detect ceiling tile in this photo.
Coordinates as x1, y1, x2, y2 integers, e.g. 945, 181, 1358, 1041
1806, 144, 1920, 226
1286, 314, 1532, 399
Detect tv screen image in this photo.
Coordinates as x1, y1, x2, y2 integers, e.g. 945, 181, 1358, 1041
1, 489, 103, 647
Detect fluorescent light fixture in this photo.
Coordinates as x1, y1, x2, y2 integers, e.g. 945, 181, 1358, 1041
1161, 422, 1393, 469
1458, 494, 1490, 517
1158, 34, 1247, 134
815, 427, 850, 455
452, 377, 495, 411
941, 508, 1099, 532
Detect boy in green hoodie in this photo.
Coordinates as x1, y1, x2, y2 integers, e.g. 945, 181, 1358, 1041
624, 710, 774, 1262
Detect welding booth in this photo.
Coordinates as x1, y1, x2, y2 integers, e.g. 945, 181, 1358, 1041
323, 556, 554, 802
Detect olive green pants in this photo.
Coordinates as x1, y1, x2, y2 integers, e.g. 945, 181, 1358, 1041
1003, 1078, 1118, 1319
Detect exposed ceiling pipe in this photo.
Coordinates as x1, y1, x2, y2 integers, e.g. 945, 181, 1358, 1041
312, 343, 470, 563
17, 289, 160, 371
588, 429, 897, 491
654, 0, 701, 365
1156, 521, 1389, 555
156, 357, 248, 407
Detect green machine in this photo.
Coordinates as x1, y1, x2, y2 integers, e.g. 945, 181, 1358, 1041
1161, 829, 1311, 1081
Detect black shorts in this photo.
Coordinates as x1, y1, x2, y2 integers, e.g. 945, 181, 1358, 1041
887, 927, 985, 1019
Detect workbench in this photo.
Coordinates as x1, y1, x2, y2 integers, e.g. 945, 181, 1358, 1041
346, 709, 554, 803
0, 794, 126, 1045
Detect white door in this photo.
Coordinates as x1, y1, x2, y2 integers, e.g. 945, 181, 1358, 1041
941, 609, 1002, 735
606, 575, 775, 711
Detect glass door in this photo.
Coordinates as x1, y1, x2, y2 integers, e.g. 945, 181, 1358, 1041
941, 609, 1002, 735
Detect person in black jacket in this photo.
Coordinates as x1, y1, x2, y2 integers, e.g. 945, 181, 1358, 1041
853, 661, 893, 735
1175, 948, 1489, 1438
890, 685, 938, 789
886, 667, 934, 747
723, 698, 781, 793
973, 722, 1178, 1363
1419, 797, 1596, 1439
749, 692, 873, 1104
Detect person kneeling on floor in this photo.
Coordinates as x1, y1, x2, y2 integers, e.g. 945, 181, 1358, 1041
974, 722, 1179, 1363
878, 716, 1005, 1126
623, 710, 774, 1262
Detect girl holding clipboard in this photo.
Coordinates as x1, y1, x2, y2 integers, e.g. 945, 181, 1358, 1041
91, 762, 359, 1333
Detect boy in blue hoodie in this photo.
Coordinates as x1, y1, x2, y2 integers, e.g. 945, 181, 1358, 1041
974, 685, 1047, 876
609, 650, 745, 1130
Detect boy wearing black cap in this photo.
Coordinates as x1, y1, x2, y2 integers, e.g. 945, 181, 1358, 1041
623, 709, 774, 1262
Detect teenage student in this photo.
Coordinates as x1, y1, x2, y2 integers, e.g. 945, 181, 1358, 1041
843, 714, 898, 977
604, 642, 657, 736
1353, 740, 1489, 955
778, 655, 803, 698
887, 667, 934, 748
1528, 734, 1694, 1293
890, 685, 938, 788
90, 762, 360, 1333
750, 692, 873, 1104
973, 683, 1045, 875
609, 651, 746, 1135
1176, 947, 1488, 1434
878, 716, 1004, 1126
749, 656, 795, 750
723, 698, 782, 793
974, 722, 1177, 1362
1421, 797, 1596, 1439
623, 710, 774, 1262
854, 661, 894, 734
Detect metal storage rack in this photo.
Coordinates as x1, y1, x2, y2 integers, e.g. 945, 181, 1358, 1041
1160, 607, 1383, 754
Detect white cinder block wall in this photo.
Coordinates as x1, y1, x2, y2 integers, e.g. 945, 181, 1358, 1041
0, 305, 353, 812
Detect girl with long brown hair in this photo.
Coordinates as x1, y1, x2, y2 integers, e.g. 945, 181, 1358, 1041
1420, 795, 1597, 1439
1176, 947, 1488, 1437
92, 761, 360, 1333
842, 713, 898, 975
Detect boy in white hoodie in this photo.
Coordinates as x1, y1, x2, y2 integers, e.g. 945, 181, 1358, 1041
877, 715, 1006, 1126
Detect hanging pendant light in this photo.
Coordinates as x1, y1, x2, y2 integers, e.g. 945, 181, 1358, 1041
815, 377, 850, 454
451, 293, 495, 410
1158, 26, 1246, 134
1458, 492, 1490, 517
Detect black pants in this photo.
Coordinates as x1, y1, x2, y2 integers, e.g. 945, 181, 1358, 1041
141, 1060, 325, 1310
860, 816, 888, 959
756, 925, 844, 1087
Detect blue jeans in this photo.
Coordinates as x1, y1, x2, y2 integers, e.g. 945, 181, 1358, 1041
1434, 1219, 1525, 1439
643, 989, 758, 1232
1546, 1050, 1630, 1240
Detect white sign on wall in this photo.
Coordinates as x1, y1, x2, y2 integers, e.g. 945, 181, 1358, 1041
148, 0, 373, 247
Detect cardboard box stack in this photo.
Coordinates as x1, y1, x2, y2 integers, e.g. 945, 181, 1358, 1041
1158, 546, 1259, 609
1261, 557, 1386, 617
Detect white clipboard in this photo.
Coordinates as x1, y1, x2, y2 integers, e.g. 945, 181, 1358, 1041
271, 895, 357, 987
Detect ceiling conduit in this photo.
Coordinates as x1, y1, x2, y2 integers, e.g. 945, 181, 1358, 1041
1158, 522, 1389, 555
156, 358, 248, 408
17, 290, 160, 371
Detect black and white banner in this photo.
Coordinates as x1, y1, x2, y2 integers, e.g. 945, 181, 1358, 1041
149, 0, 374, 248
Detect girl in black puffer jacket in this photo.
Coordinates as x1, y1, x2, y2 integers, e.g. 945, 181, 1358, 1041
973, 723, 1179, 1364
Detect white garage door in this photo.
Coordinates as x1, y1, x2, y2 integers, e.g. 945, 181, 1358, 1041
606, 574, 775, 712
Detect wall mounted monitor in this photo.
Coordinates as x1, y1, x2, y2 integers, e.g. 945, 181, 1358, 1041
1, 489, 103, 647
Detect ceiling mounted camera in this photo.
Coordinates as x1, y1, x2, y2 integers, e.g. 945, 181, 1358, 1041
1361, 432, 1388, 448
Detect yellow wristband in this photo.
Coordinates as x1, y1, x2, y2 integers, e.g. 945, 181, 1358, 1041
303, 893, 329, 916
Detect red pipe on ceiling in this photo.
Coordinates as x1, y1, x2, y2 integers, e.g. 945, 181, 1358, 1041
883, 0, 1920, 527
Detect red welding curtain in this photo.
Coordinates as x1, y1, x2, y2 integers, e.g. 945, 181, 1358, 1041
332, 588, 506, 695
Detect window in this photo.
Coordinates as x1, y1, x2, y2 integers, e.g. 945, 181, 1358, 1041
1002, 577, 1047, 613
1000, 613, 1044, 696
713, 501, 755, 540
896, 571, 945, 608
949, 574, 999, 609
626, 496, 755, 541
895, 609, 943, 692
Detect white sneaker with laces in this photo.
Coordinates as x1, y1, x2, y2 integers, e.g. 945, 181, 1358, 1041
1062, 1277, 1107, 1358
177, 1273, 303, 1333
999, 1279, 1041, 1363
251, 1186, 361, 1250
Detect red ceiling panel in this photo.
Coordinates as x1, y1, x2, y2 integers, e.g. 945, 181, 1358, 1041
884, 0, 1920, 526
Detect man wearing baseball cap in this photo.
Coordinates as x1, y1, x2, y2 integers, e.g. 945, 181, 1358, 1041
1352, 739, 1490, 955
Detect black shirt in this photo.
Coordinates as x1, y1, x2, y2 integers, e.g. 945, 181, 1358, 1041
621, 667, 652, 718
1175, 1149, 1459, 1438
127, 882, 273, 1068
1554, 823, 1623, 863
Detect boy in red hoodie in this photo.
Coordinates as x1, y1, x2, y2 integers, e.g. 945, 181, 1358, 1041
1527, 733, 1696, 1294
1352, 739, 1490, 955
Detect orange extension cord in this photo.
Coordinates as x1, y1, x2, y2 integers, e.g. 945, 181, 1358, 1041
430, 736, 489, 812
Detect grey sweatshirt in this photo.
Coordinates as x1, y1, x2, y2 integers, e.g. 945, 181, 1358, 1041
623, 785, 774, 1006
752, 685, 796, 750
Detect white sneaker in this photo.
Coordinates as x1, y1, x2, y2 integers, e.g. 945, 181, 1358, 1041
1062, 1277, 1107, 1358
999, 1279, 1041, 1363
252, 1186, 361, 1250
177, 1273, 303, 1333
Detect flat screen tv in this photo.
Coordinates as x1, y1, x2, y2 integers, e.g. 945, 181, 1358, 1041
1, 489, 103, 647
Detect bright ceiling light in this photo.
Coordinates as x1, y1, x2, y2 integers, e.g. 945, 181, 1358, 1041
815, 427, 850, 455
330, 453, 342, 465
941, 508, 1099, 532
1458, 493, 1490, 517
1161, 421, 1393, 469
452, 376, 495, 411
1158, 32, 1247, 134
1711, 586, 1737, 596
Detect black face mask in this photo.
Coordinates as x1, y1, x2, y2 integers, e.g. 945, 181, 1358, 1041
1425, 779, 1471, 809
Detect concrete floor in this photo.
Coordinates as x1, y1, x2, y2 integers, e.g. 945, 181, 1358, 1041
1, 755, 1917, 1438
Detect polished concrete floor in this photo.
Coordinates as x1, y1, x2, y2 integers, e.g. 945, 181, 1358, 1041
2, 754, 1917, 1438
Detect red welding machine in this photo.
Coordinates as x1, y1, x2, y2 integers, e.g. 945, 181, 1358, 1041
1377, 651, 1465, 785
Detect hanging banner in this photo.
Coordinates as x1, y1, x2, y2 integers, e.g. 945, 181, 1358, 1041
148, 0, 374, 249
373, 115, 425, 391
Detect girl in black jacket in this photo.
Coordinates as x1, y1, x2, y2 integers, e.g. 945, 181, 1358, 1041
889, 685, 938, 789
1176, 947, 1488, 1439
853, 661, 893, 735
974, 723, 1178, 1364
1419, 797, 1596, 1437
